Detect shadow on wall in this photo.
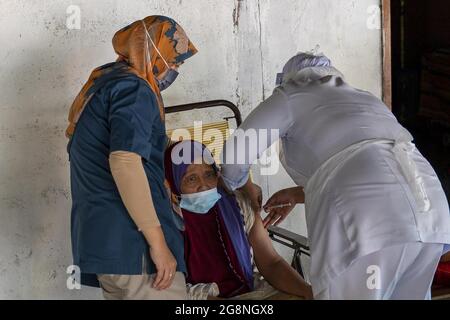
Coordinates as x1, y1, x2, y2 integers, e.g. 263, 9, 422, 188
0, 40, 102, 298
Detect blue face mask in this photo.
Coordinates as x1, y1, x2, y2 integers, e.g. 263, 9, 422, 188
157, 68, 179, 91
179, 188, 222, 214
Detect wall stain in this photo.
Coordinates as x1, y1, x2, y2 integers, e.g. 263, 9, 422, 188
14, 255, 21, 267
257, 0, 266, 101
48, 270, 57, 280
12, 249, 32, 267
2, 197, 26, 210
232, 0, 243, 31
40, 186, 70, 205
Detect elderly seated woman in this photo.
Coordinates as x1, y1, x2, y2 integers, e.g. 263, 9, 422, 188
164, 140, 313, 300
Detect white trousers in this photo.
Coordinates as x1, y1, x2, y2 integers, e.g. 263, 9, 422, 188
315, 242, 444, 300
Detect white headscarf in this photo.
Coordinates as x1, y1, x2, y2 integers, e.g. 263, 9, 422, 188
282, 52, 331, 74
278, 52, 344, 84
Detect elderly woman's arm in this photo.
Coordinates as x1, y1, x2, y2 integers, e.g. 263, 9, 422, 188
248, 214, 313, 299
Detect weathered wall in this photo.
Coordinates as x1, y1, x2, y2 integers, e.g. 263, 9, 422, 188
0, 0, 382, 299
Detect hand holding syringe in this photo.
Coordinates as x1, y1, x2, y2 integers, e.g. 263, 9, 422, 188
263, 187, 304, 227
263, 202, 293, 228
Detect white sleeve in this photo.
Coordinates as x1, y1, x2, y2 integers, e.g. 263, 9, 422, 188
220, 87, 293, 190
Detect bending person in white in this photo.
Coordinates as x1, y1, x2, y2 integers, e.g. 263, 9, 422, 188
220, 52, 450, 300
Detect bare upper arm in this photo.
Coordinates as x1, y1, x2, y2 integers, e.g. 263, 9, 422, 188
248, 213, 282, 266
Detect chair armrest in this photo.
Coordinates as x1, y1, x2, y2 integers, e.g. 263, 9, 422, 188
268, 225, 310, 255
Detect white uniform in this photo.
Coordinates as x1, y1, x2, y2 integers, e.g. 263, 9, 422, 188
220, 66, 450, 299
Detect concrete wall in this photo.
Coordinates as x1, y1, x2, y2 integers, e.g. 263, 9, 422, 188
0, 0, 382, 299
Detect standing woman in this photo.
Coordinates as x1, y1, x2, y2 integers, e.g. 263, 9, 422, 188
66, 16, 197, 299
220, 52, 450, 299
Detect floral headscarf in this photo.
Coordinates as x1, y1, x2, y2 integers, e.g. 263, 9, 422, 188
66, 15, 197, 139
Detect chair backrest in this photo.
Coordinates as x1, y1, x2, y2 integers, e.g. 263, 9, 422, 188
166, 120, 231, 164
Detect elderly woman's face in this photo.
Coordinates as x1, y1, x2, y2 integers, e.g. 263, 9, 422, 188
180, 163, 218, 194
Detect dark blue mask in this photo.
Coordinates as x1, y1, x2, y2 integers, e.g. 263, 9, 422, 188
157, 68, 179, 91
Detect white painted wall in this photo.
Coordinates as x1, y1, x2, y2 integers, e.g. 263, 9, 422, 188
0, 0, 382, 299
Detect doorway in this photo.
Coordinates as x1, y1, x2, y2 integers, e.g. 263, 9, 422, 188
383, 0, 450, 299
383, 0, 450, 201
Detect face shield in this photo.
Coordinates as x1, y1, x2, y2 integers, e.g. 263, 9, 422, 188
141, 20, 179, 91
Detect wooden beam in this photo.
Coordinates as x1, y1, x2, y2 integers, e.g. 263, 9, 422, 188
382, 0, 392, 109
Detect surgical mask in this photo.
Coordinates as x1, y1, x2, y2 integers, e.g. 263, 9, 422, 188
179, 188, 222, 214
141, 20, 179, 91
156, 68, 179, 91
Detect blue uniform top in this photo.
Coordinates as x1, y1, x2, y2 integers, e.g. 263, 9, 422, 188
68, 63, 185, 287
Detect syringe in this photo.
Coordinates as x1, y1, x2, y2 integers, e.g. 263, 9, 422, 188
265, 202, 292, 211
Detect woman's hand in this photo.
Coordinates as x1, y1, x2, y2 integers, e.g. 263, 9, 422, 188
143, 226, 177, 290
149, 243, 178, 290
262, 187, 304, 227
